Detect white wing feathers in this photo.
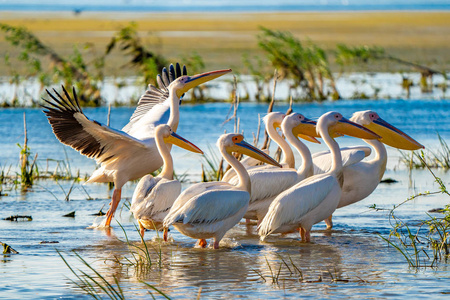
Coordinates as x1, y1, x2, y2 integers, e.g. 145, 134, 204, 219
164, 185, 249, 226
42, 87, 148, 165
313, 146, 371, 174
130, 175, 181, 220
258, 174, 336, 236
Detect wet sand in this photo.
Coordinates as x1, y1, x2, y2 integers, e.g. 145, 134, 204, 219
0, 11, 449, 74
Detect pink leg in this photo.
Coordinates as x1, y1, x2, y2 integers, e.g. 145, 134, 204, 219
198, 239, 208, 248
138, 221, 146, 239
213, 239, 220, 249
163, 227, 168, 242
325, 215, 333, 230
105, 188, 122, 227
304, 230, 311, 242
299, 227, 306, 241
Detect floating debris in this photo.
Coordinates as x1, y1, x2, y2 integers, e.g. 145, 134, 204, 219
1, 242, 19, 254
3, 215, 32, 221
63, 211, 75, 218
380, 178, 398, 184
39, 241, 59, 244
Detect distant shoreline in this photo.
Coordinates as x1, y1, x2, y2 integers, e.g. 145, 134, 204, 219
0, 11, 449, 74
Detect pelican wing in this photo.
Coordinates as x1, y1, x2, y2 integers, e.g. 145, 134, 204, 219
259, 174, 336, 236
164, 183, 249, 226
227, 167, 298, 202
131, 174, 158, 213
131, 175, 181, 220
313, 146, 371, 174
42, 87, 148, 164
122, 64, 187, 134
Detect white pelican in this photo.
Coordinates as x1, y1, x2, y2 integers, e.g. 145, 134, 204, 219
312, 110, 424, 229
163, 133, 281, 249
258, 111, 381, 242
222, 112, 293, 181
233, 113, 320, 222
42, 64, 231, 227
130, 124, 203, 240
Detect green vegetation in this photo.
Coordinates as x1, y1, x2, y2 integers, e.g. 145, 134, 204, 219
400, 134, 450, 170
379, 155, 450, 268
57, 224, 173, 299
1, 22, 448, 107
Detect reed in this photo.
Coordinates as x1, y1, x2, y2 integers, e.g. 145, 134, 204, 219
400, 134, 450, 170
380, 155, 450, 268
255, 254, 362, 285
201, 144, 223, 182
57, 245, 172, 299
18, 112, 37, 188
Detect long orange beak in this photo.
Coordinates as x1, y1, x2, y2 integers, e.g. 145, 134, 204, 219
176, 69, 232, 98
365, 117, 424, 150
164, 132, 203, 154
332, 118, 381, 140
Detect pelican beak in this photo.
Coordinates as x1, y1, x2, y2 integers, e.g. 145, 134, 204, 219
332, 118, 381, 140
234, 138, 282, 168
176, 69, 232, 98
365, 117, 424, 150
292, 118, 321, 144
165, 132, 204, 154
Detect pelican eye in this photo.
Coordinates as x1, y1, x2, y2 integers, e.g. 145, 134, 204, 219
232, 135, 244, 143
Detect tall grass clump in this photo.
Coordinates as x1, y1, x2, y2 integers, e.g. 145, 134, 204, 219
381, 155, 450, 268
57, 225, 172, 299
258, 27, 340, 101
400, 134, 450, 169
18, 113, 37, 187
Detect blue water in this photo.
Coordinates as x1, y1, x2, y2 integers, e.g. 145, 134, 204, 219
1, 0, 449, 12
1, 96, 450, 299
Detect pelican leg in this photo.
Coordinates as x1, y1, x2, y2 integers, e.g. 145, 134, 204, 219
138, 221, 146, 239
163, 227, 168, 242
325, 215, 333, 230
300, 227, 306, 241
213, 239, 220, 250
198, 239, 208, 248
304, 230, 311, 242
105, 188, 122, 227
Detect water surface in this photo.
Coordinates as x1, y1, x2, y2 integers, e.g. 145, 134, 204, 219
1, 95, 450, 298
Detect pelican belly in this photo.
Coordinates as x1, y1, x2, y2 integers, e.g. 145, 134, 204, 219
173, 204, 248, 241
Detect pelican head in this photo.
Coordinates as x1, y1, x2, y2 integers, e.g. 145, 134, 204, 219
263, 112, 286, 130
156, 125, 203, 154
170, 69, 232, 98
350, 110, 424, 150
218, 133, 282, 167
318, 111, 381, 140
283, 113, 321, 144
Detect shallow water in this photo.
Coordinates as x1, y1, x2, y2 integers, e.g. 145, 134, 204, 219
1, 95, 450, 298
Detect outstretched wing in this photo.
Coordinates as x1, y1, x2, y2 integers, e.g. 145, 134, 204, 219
42, 86, 147, 164
313, 146, 371, 174
122, 63, 187, 134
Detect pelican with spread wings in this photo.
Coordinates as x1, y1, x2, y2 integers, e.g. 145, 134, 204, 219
42, 63, 231, 227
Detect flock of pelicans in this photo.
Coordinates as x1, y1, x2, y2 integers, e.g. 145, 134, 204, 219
42, 63, 424, 249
